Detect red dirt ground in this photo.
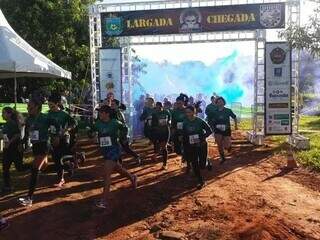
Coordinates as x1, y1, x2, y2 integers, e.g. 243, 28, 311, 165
1, 131, 320, 240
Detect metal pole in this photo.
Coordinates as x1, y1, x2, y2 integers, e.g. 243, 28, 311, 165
14, 61, 17, 109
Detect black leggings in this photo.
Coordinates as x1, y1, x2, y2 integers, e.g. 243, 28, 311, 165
185, 142, 208, 184
52, 140, 72, 181
2, 145, 24, 188
173, 134, 183, 156
120, 140, 139, 159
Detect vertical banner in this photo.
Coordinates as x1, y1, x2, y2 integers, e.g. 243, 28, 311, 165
99, 48, 122, 101
265, 42, 292, 135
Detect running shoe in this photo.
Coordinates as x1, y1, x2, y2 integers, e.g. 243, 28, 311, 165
0, 219, 9, 231
207, 161, 213, 171
162, 165, 168, 170
18, 197, 33, 207
54, 179, 65, 188
79, 152, 86, 164
197, 181, 206, 190
219, 157, 226, 165
95, 200, 107, 209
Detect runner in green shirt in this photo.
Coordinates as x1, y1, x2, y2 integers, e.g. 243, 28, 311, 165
19, 97, 60, 207
151, 102, 171, 170
140, 97, 155, 143
111, 99, 141, 165
205, 96, 218, 129
183, 105, 212, 189
171, 96, 186, 159
48, 93, 77, 188
1, 107, 24, 193
212, 97, 238, 164
90, 105, 137, 210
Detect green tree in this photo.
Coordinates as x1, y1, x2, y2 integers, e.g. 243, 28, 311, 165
280, 2, 320, 57
1, 0, 94, 103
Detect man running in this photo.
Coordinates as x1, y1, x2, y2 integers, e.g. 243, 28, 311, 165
212, 97, 238, 164
48, 93, 77, 187
151, 102, 171, 170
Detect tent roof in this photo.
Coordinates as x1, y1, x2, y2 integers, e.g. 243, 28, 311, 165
0, 9, 71, 80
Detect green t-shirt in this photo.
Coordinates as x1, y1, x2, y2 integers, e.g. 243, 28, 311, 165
183, 117, 212, 145
26, 113, 60, 143
212, 107, 236, 130
205, 103, 218, 126
2, 120, 20, 143
92, 119, 126, 147
140, 107, 155, 127
47, 110, 76, 134
171, 108, 186, 131
152, 109, 171, 132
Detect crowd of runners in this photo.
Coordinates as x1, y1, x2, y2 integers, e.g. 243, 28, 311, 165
0, 91, 237, 227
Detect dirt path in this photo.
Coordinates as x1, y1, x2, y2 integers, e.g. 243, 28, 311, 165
1, 132, 320, 240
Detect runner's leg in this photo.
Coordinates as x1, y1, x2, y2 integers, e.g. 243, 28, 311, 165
101, 160, 116, 204
215, 134, 226, 163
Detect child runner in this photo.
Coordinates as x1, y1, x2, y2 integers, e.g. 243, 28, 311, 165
18, 97, 60, 207
111, 99, 141, 164
90, 105, 137, 209
212, 97, 238, 164
183, 105, 212, 189
140, 97, 155, 144
48, 93, 77, 187
151, 102, 171, 170
1, 107, 24, 193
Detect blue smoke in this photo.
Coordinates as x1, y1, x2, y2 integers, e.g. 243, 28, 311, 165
133, 50, 254, 106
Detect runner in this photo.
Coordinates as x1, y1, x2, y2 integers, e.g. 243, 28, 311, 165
18, 97, 60, 207
151, 102, 171, 170
0, 216, 9, 231
171, 96, 186, 160
1, 107, 25, 193
111, 99, 141, 165
212, 97, 238, 164
205, 95, 218, 130
48, 93, 77, 187
183, 105, 212, 189
90, 105, 137, 209
140, 97, 155, 144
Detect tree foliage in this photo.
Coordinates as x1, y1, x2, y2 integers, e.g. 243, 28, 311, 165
280, 2, 320, 57
0, 0, 94, 103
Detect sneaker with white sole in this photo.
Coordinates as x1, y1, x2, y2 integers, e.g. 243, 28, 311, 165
18, 197, 33, 207
95, 200, 107, 209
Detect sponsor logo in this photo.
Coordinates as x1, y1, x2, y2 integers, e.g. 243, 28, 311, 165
260, 4, 283, 28
269, 89, 289, 98
270, 47, 286, 64
180, 9, 202, 33
106, 17, 123, 36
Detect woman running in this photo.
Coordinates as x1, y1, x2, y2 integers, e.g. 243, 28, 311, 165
140, 97, 155, 144
111, 99, 141, 164
91, 105, 137, 209
1, 107, 24, 193
212, 97, 238, 164
18, 97, 60, 207
48, 93, 77, 187
183, 105, 212, 189
151, 102, 171, 170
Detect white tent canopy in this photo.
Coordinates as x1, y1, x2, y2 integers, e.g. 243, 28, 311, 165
0, 9, 71, 80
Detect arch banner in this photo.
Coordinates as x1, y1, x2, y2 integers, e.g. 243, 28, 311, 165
101, 2, 285, 37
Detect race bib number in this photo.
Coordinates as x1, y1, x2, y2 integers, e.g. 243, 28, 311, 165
189, 134, 200, 145
50, 125, 57, 134
159, 118, 167, 126
216, 124, 226, 131
177, 122, 183, 130
100, 136, 112, 147
3, 134, 9, 143
30, 131, 39, 141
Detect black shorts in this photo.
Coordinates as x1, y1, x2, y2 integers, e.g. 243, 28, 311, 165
214, 128, 231, 137
184, 142, 208, 169
153, 130, 170, 143
32, 142, 49, 156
